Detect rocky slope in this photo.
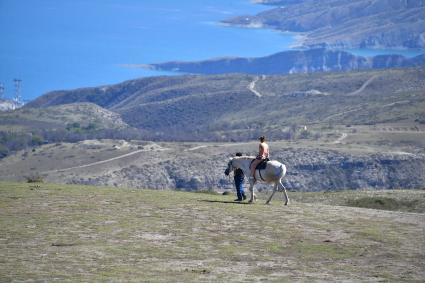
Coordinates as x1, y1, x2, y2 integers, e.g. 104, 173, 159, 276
224, 0, 425, 49
146, 49, 425, 75
0, 139, 424, 191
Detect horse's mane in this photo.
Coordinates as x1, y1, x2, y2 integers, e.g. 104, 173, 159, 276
233, 156, 256, 160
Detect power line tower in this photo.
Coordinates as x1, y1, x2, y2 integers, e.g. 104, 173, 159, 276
13, 79, 22, 105
0, 83, 4, 99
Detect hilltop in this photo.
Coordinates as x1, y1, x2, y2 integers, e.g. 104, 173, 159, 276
224, 0, 425, 49
1, 182, 424, 282
0, 102, 134, 158
0, 102, 128, 132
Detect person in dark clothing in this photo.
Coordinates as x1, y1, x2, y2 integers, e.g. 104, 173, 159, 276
234, 152, 246, 201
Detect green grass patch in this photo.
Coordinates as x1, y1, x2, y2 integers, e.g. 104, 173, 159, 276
289, 189, 425, 213
346, 196, 419, 212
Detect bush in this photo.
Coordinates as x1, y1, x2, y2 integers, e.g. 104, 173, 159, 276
31, 134, 44, 146
26, 175, 44, 183
0, 144, 9, 158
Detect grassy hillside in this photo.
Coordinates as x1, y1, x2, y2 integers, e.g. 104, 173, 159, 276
0, 103, 136, 158
24, 68, 425, 142
0, 102, 128, 132
1, 182, 424, 282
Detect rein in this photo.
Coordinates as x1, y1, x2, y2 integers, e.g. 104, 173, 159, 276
258, 169, 266, 182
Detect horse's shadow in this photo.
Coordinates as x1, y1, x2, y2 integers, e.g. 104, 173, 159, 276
198, 199, 251, 205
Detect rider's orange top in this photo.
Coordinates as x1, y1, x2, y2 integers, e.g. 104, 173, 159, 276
258, 142, 269, 159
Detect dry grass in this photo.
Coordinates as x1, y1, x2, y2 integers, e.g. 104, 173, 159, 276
1, 182, 424, 282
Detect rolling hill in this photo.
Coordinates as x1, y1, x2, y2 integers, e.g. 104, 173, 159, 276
1, 67, 424, 191
0, 102, 128, 132
25, 67, 425, 142
0, 103, 133, 157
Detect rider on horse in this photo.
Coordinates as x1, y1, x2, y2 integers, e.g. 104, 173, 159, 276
250, 136, 269, 181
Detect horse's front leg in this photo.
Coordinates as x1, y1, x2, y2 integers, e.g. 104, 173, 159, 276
248, 178, 256, 203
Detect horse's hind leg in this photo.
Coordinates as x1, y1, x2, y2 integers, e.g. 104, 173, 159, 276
278, 180, 290, 205
265, 183, 278, 205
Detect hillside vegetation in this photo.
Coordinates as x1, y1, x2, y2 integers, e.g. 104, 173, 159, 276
0, 103, 138, 157
0, 102, 128, 132
24, 68, 425, 142
1, 182, 424, 282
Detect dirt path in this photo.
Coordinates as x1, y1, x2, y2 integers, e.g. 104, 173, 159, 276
332, 132, 348, 144
382, 100, 410, 108
248, 76, 262, 97
185, 145, 209, 151
42, 144, 170, 173
346, 75, 378, 96
322, 106, 364, 121
185, 142, 255, 152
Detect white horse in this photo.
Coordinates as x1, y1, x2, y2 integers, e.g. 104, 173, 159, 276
224, 156, 289, 205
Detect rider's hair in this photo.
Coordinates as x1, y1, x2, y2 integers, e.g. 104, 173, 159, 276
259, 136, 266, 142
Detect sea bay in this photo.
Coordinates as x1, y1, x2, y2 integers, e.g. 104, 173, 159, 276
1, 0, 422, 101
0, 0, 295, 100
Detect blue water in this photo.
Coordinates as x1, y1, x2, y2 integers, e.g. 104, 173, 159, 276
1, 1, 423, 101
0, 0, 294, 100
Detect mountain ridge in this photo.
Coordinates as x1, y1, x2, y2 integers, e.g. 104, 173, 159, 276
146, 49, 425, 75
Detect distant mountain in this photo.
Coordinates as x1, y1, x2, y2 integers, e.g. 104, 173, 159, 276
146, 49, 425, 75
26, 67, 425, 141
224, 0, 425, 49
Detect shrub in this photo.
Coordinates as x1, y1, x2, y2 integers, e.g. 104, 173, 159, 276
26, 175, 44, 183
0, 144, 9, 158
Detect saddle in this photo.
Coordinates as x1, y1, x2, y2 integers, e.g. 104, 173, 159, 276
251, 158, 269, 170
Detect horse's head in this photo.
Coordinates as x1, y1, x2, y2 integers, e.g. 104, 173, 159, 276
224, 158, 234, 176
